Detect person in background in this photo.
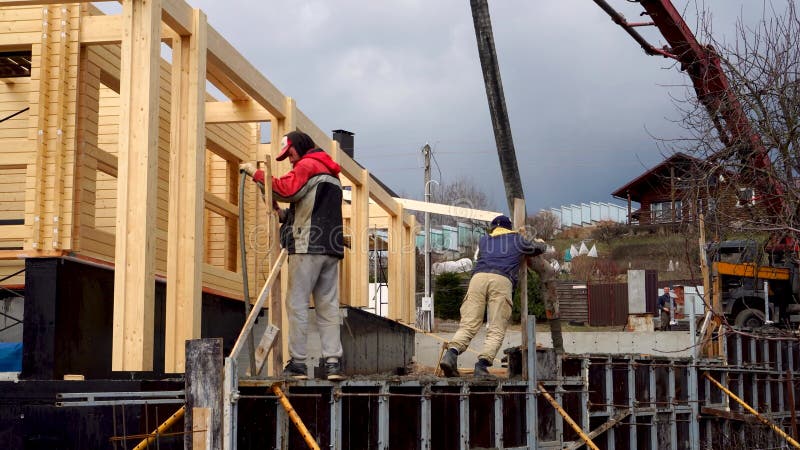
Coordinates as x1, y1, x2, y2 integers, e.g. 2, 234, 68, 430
241, 130, 345, 380
658, 286, 673, 331
439, 215, 546, 379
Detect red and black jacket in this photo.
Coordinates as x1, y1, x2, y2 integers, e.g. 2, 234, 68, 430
257, 149, 344, 258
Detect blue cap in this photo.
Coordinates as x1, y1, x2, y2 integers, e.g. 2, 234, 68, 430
490, 215, 512, 230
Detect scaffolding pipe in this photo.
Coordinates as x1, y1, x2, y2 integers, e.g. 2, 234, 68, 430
131, 406, 185, 450
271, 383, 320, 450
704, 372, 800, 449
538, 383, 600, 450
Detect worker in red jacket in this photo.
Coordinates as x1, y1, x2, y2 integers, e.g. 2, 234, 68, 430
242, 130, 345, 380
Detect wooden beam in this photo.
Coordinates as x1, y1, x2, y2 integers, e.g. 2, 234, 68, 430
0, 0, 111, 5
204, 192, 238, 219
79, 14, 174, 45
395, 197, 500, 222
370, 182, 401, 218
206, 26, 286, 119
165, 8, 206, 374
112, 0, 163, 372
161, 0, 192, 36
205, 101, 269, 124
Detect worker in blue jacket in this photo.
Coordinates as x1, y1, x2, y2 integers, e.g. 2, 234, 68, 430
439, 215, 546, 379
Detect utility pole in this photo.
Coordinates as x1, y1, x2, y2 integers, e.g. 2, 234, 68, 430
422, 144, 433, 331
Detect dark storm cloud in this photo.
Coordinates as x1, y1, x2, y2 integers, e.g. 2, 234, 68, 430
189, 0, 779, 214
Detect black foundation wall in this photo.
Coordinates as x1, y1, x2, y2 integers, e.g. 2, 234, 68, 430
21, 257, 252, 380
0, 379, 183, 450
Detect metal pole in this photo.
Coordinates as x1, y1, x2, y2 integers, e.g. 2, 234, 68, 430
688, 296, 700, 449
527, 316, 538, 449
765, 280, 773, 324
705, 372, 800, 449
423, 144, 433, 331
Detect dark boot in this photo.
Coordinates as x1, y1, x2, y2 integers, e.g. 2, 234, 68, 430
474, 358, 496, 380
439, 348, 460, 377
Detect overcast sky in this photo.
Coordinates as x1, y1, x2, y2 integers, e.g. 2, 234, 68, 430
184, 0, 773, 215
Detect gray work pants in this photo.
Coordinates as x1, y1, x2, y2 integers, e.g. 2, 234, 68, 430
286, 254, 343, 361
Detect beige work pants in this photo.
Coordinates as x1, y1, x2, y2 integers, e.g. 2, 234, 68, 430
449, 272, 513, 363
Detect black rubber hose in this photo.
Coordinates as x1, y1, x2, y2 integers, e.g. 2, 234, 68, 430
239, 171, 257, 376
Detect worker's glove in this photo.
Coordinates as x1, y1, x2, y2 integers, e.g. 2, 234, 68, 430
534, 238, 545, 244
239, 162, 255, 176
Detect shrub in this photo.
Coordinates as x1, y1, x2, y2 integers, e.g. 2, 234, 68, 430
512, 269, 546, 323
433, 272, 467, 320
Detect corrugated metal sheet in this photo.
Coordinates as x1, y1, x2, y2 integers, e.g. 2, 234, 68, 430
588, 283, 629, 326
556, 281, 588, 323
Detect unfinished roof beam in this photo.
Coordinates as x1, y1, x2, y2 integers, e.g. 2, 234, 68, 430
112, 0, 162, 372
165, 7, 206, 373
205, 100, 269, 124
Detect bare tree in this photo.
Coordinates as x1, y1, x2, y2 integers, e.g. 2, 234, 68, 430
669, 1, 800, 246
430, 177, 494, 228
527, 210, 560, 240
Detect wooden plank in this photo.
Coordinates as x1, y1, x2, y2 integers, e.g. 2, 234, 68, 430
205, 100, 269, 124
254, 324, 279, 376
395, 197, 501, 222
192, 407, 211, 450
165, 8, 206, 374
0, 225, 27, 240
112, 0, 162, 372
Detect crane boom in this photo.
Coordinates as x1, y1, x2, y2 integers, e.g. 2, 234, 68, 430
593, 0, 788, 248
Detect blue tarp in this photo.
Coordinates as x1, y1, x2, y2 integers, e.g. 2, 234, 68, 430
0, 342, 22, 372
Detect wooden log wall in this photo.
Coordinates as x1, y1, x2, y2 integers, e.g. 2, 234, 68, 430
0, 0, 418, 373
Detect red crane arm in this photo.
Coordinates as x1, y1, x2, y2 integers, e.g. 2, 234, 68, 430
593, 0, 783, 220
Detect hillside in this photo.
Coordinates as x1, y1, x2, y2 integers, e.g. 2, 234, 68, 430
550, 226, 702, 282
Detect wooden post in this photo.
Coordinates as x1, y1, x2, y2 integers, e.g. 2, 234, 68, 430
513, 198, 528, 379
388, 204, 405, 321
405, 215, 418, 324
349, 167, 370, 307
165, 8, 206, 373
270, 97, 296, 371
112, 0, 163, 372
185, 338, 223, 450
539, 383, 600, 450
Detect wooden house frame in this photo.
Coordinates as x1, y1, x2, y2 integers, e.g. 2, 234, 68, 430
0, 0, 417, 373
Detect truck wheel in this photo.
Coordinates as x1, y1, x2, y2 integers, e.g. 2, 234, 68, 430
734, 308, 765, 329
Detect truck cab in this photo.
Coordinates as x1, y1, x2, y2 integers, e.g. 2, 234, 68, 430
706, 240, 800, 328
